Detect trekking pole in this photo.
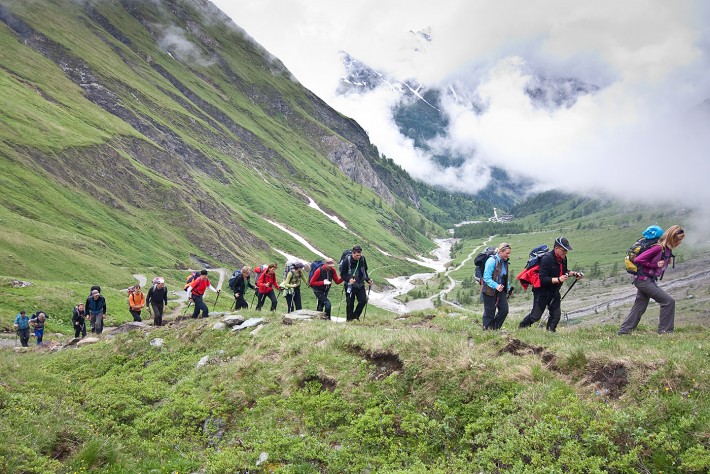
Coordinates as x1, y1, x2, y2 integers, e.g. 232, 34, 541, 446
337, 285, 345, 317
251, 292, 256, 308
230, 294, 237, 312
362, 284, 372, 320
560, 277, 579, 301
182, 300, 192, 316
212, 290, 221, 311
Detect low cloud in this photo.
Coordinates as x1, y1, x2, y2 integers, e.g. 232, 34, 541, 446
157, 24, 215, 67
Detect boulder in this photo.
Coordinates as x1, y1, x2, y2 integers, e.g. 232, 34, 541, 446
77, 337, 100, 346
232, 318, 264, 332
211, 322, 226, 330
110, 322, 150, 334
223, 315, 245, 327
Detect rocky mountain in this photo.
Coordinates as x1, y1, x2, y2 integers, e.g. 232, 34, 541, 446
0, 0, 472, 282
338, 49, 599, 209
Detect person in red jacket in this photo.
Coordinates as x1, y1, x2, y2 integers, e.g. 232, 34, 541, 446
309, 257, 344, 320
187, 270, 219, 318
255, 263, 281, 311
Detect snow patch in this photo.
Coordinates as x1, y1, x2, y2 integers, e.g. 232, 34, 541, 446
264, 219, 327, 258
305, 195, 348, 229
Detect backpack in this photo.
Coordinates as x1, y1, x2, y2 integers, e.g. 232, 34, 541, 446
283, 261, 299, 281
525, 244, 550, 269
127, 285, 135, 301
473, 247, 496, 282
183, 271, 200, 291
625, 237, 660, 275
228, 270, 242, 292
308, 260, 325, 287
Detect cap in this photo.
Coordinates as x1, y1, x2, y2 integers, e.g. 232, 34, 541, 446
294, 262, 305, 269
91, 289, 100, 295
555, 236, 573, 251
642, 225, 663, 240
200, 269, 208, 275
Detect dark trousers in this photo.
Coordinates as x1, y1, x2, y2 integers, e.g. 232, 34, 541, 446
285, 288, 302, 313
234, 293, 249, 310
74, 321, 87, 338
518, 289, 561, 331
346, 285, 367, 321
481, 291, 509, 330
314, 289, 332, 318
129, 309, 142, 322
17, 328, 30, 347
256, 290, 277, 311
90, 312, 104, 334
151, 303, 164, 326
191, 295, 209, 319
619, 278, 675, 334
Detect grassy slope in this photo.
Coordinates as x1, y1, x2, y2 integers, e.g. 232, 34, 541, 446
0, 0, 440, 328
0, 309, 707, 473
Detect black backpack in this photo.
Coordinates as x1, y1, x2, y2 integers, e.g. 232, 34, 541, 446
308, 260, 325, 287
473, 247, 496, 282
228, 270, 242, 292
525, 244, 550, 269
283, 261, 299, 281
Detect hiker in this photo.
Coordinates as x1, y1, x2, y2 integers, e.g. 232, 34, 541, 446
518, 237, 583, 332
146, 278, 168, 326
86, 289, 107, 334
340, 245, 372, 321
481, 243, 512, 330
187, 269, 219, 319
29, 311, 47, 345
255, 263, 281, 311
281, 262, 306, 313
13, 310, 30, 347
618, 225, 685, 335
72, 303, 87, 338
128, 284, 145, 322
231, 266, 255, 310
309, 257, 344, 320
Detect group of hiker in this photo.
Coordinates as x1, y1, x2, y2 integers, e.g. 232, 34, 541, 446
476, 224, 686, 334
225, 245, 372, 321
12, 226, 687, 345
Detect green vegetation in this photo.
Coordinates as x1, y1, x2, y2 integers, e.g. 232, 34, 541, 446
1, 310, 708, 473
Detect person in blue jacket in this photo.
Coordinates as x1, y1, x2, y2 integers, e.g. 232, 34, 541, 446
29, 311, 47, 345
13, 310, 31, 347
481, 243, 512, 330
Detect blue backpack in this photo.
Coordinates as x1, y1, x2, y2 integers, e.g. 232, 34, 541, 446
525, 244, 550, 269
228, 270, 242, 292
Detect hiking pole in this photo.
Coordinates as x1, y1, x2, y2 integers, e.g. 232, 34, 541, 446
230, 294, 237, 312
337, 285, 346, 317
362, 284, 372, 320
251, 292, 256, 308
560, 277, 579, 301
212, 290, 221, 311
182, 300, 192, 316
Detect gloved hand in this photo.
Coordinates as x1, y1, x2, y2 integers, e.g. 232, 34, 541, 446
323, 279, 331, 285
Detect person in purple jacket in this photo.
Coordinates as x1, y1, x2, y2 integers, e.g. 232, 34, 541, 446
619, 225, 685, 335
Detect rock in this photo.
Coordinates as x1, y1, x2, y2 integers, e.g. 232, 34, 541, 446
212, 322, 226, 330
77, 337, 100, 346
223, 315, 245, 327
196, 355, 210, 368
10, 280, 33, 288
110, 321, 150, 334
150, 338, 164, 347
13, 347, 28, 353
256, 452, 269, 466
232, 318, 264, 332
250, 325, 264, 336
64, 338, 81, 348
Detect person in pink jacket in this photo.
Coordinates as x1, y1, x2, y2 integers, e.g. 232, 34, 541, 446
618, 225, 685, 335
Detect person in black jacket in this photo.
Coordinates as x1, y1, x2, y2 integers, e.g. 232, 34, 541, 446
232, 266, 255, 310
86, 289, 107, 334
146, 278, 169, 326
518, 237, 583, 332
340, 246, 372, 321
72, 303, 87, 338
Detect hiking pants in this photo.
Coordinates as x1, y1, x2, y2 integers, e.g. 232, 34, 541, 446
17, 328, 30, 347
285, 288, 302, 313
256, 290, 277, 311
129, 309, 142, 322
619, 278, 675, 334
90, 312, 104, 334
482, 291, 509, 330
314, 289, 332, 318
234, 293, 249, 310
191, 294, 209, 319
151, 303, 164, 326
346, 285, 367, 321
34, 327, 44, 344
74, 321, 86, 338
518, 289, 561, 331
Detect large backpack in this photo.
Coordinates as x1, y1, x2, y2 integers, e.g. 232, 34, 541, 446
183, 271, 200, 291
625, 237, 660, 275
525, 244, 550, 269
283, 260, 299, 281
308, 260, 325, 287
473, 247, 496, 283
228, 270, 242, 292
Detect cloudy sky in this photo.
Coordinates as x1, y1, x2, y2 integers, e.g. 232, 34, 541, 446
211, 0, 710, 208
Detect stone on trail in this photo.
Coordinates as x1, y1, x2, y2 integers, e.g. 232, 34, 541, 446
223, 315, 245, 327
211, 322, 226, 330
77, 337, 101, 346
231, 317, 264, 332
110, 321, 150, 334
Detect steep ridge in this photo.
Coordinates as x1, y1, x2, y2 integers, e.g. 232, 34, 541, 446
0, 0, 441, 284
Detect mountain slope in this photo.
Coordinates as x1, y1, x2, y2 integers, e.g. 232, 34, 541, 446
0, 0, 451, 289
